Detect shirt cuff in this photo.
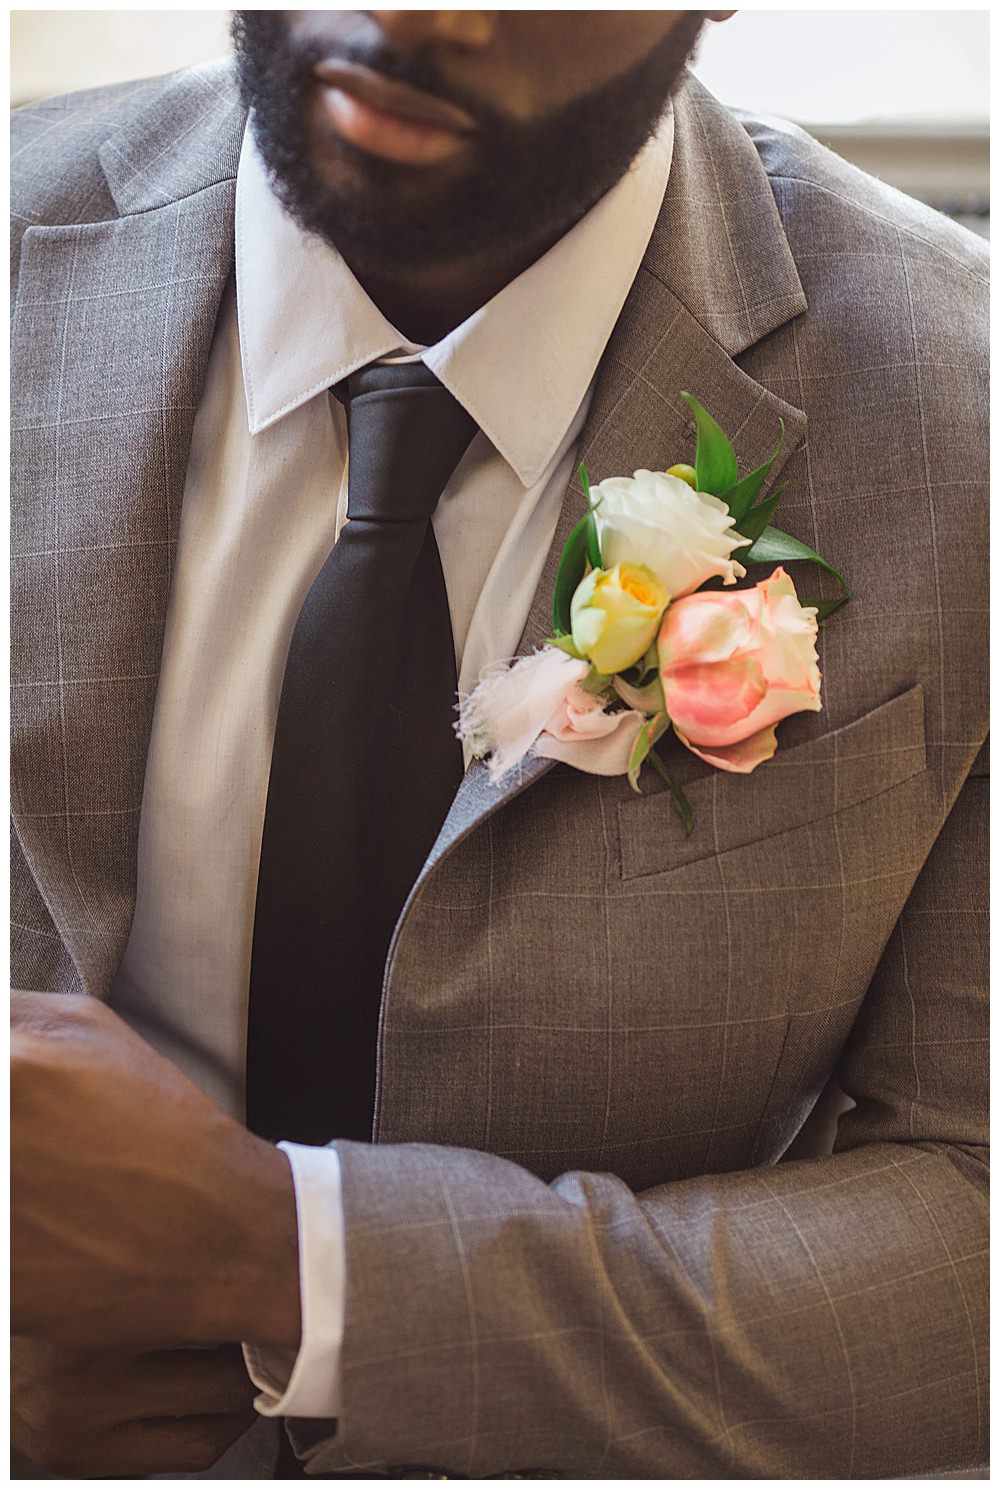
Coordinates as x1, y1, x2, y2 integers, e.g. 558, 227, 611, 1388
242, 1140, 345, 1419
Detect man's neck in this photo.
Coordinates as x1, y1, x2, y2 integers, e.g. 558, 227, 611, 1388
342, 219, 573, 346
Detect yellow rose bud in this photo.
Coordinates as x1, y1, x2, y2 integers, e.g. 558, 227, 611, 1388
570, 563, 670, 675
666, 463, 697, 488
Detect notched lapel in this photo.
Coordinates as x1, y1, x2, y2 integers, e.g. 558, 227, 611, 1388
423, 73, 811, 896
11, 182, 236, 994
425, 284, 808, 892
96, 60, 243, 217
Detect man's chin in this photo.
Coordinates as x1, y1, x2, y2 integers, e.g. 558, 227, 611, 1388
270, 157, 511, 277
276, 188, 474, 277
317, 152, 474, 221
288, 119, 485, 268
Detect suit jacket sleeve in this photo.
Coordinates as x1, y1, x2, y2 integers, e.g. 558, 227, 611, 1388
285, 749, 987, 1478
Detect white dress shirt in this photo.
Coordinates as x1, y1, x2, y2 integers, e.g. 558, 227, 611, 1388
108, 114, 672, 1419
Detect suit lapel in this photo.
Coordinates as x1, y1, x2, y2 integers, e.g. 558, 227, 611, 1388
421, 72, 810, 885
10, 65, 244, 993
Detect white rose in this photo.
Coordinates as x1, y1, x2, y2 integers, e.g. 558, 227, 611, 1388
591, 469, 747, 599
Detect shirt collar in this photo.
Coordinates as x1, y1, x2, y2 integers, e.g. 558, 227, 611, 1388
236, 109, 673, 489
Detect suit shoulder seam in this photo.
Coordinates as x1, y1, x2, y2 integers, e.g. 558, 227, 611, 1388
766, 172, 989, 287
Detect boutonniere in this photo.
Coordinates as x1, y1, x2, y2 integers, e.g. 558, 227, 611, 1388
457, 393, 851, 833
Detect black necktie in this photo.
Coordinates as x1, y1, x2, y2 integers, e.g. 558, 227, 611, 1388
246, 363, 477, 1145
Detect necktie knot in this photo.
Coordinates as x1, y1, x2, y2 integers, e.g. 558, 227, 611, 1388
339, 362, 477, 524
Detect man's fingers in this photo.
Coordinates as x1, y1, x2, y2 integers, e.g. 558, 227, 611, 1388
13, 1391, 255, 1478
88, 1410, 257, 1477
130, 1345, 259, 1417
11, 1340, 259, 1476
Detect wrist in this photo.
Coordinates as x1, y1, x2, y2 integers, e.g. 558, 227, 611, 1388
191, 1125, 302, 1349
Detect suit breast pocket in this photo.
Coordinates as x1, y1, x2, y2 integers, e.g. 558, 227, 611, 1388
617, 683, 928, 880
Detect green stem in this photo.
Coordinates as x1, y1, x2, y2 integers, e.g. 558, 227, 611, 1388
645, 750, 694, 838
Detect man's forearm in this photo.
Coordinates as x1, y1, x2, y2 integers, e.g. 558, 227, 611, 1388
311, 1130, 986, 1478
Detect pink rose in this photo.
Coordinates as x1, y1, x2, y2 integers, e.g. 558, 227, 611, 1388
457, 646, 643, 782
535, 682, 645, 776
657, 567, 821, 773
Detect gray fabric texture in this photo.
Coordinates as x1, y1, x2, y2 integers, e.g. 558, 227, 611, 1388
10, 60, 988, 1479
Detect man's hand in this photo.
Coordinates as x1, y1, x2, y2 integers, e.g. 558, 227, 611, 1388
11, 991, 301, 1351
12, 1338, 257, 1477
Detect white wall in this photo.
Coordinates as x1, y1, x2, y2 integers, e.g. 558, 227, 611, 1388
693, 9, 989, 125
10, 10, 232, 106
10, 8, 990, 125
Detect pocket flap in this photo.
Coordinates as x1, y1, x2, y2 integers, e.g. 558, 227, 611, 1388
618, 684, 926, 878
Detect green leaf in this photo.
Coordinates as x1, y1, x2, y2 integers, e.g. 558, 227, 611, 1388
627, 726, 653, 793
550, 462, 607, 636
579, 460, 592, 505
581, 667, 614, 695
718, 420, 784, 524
645, 745, 694, 837
578, 459, 603, 570
614, 671, 665, 714
551, 511, 594, 635
681, 392, 738, 495
802, 594, 853, 623
586, 507, 602, 569
743, 524, 851, 595
543, 634, 585, 658
650, 712, 670, 745
733, 484, 785, 547
627, 711, 669, 793
618, 641, 660, 687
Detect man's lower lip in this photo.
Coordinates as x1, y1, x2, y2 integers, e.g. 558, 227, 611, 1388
318, 85, 469, 166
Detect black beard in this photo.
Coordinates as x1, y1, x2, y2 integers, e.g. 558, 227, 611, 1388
232, 11, 705, 273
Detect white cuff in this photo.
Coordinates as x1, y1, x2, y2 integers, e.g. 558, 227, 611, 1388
242, 1141, 345, 1419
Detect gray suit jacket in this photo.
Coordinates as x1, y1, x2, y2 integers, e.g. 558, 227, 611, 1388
11, 62, 988, 1478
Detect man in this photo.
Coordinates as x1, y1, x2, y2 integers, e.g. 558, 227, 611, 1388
11, 9, 988, 1480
